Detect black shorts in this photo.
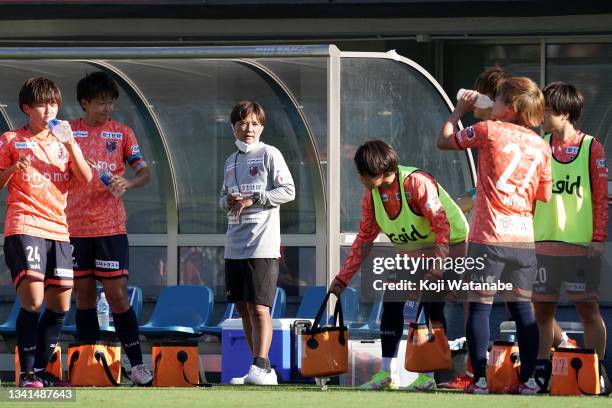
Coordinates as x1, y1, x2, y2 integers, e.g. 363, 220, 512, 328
465, 242, 537, 302
225, 258, 279, 307
71, 235, 129, 280
5, 234, 73, 289
533, 254, 601, 302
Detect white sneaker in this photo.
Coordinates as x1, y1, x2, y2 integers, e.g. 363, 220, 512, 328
230, 373, 249, 385
243, 365, 278, 385
131, 363, 153, 386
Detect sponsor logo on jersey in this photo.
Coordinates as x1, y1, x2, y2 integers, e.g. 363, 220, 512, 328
566, 146, 579, 155
387, 225, 429, 244
15, 141, 37, 149
95, 259, 120, 269
249, 165, 258, 176
131, 145, 140, 154
101, 131, 123, 140
72, 131, 88, 138
405, 192, 411, 201
552, 175, 582, 198
597, 159, 607, 168
106, 141, 117, 153
239, 184, 263, 193
246, 157, 264, 165
381, 193, 389, 202
395, 192, 401, 200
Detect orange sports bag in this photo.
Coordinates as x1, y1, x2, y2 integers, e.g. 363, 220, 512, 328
152, 342, 211, 387
68, 342, 123, 386
486, 340, 520, 393
405, 303, 451, 372
550, 348, 600, 396
300, 291, 348, 378
15, 345, 62, 384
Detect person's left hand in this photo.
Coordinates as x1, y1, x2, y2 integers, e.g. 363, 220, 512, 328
231, 197, 254, 217
109, 175, 131, 197
587, 241, 605, 258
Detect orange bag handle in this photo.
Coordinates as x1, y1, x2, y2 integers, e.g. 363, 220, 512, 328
311, 291, 345, 333
409, 303, 435, 342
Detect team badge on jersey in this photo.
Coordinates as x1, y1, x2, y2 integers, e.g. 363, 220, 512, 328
106, 141, 117, 153
249, 166, 258, 176
57, 145, 68, 163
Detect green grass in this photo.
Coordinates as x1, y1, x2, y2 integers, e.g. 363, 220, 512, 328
1, 385, 610, 408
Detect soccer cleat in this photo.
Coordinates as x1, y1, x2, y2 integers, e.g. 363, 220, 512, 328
405, 373, 436, 392
505, 378, 539, 395
229, 373, 249, 385
36, 371, 71, 387
131, 364, 153, 386
244, 365, 278, 385
358, 370, 398, 390
465, 377, 489, 394
19, 372, 43, 388
438, 374, 473, 390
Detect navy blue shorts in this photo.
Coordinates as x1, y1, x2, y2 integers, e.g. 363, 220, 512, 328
70, 234, 129, 280
5, 234, 73, 289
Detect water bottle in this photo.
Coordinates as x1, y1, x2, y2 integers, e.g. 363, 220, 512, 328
97, 292, 110, 329
456, 89, 495, 109
47, 119, 71, 143
559, 332, 575, 349
96, 165, 121, 197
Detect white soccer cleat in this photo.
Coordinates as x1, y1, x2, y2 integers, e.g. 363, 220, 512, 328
131, 363, 153, 386
243, 365, 278, 385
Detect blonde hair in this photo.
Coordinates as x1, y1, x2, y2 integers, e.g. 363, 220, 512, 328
498, 77, 544, 127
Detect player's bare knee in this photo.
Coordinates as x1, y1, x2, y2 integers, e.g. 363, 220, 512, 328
575, 302, 601, 324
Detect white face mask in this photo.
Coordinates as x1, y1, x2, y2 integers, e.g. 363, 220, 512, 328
235, 138, 261, 153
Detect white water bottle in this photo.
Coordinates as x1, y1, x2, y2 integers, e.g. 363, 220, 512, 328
559, 332, 575, 349
457, 89, 495, 109
47, 119, 71, 143
97, 292, 110, 329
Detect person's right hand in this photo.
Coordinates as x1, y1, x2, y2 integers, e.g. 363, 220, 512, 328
329, 276, 347, 296
455, 89, 479, 116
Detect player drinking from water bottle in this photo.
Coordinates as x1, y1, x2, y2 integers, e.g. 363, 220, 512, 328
437, 77, 552, 395
0, 77, 92, 387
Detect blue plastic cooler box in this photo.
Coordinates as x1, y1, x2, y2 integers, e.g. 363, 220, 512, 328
221, 318, 312, 383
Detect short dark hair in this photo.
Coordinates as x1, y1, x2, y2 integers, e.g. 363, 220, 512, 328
230, 101, 266, 126
76, 71, 119, 109
473, 66, 508, 99
19, 77, 62, 113
542, 81, 584, 124
354, 140, 398, 178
